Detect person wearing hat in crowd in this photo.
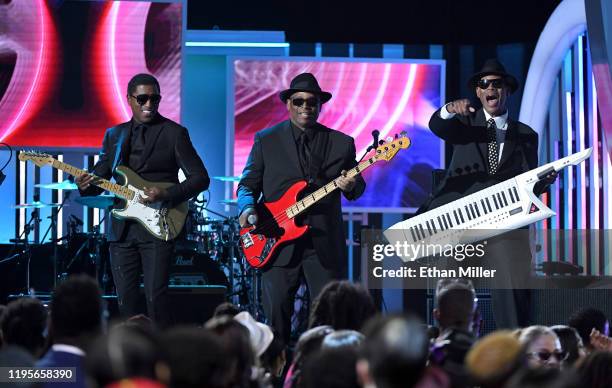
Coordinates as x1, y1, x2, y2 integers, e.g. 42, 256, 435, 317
237, 72, 366, 344
421, 59, 557, 329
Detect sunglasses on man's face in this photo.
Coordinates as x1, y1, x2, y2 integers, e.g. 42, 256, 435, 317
291, 97, 319, 108
528, 350, 568, 362
477, 78, 505, 90
130, 94, 162, 105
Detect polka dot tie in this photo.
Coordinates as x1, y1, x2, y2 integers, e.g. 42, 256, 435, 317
486, 118, 499, 175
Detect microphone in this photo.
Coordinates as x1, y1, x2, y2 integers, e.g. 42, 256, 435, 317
247, 214, 258, 226
371, 130, 380, 150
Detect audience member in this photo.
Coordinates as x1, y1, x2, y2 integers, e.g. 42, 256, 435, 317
205, 315, 255, 388
465, 331, 525, 388
575, 351, 612, 388
163, 327, 233, 388
356, 315, 434, 388
302, 346, 360, 388
430, 280, 478, 388
550, 325, 586, 367
504, 367, 580, 388
86, 325, 170, 388
259, 327, 286, 384
518, 325, 564, 370
213, 302, 241, 318
283, 325, 334, 388
235, 311, 274, 357
0, 304, 6, 347
568, 307, 609, 353
589, 328, 612, 351
308, 281, 376, 332
321, 330, 364, 350
36, 275, 104, 388
0, 345, 35, 388
0, 297, 47, 357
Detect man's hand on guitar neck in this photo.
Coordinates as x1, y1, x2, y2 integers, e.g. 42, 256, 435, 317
142, 186, 169, 204
337, 170, 356, 193
76, 173, 98, 191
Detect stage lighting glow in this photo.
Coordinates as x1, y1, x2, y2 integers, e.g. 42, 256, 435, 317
185, 42, 289, 48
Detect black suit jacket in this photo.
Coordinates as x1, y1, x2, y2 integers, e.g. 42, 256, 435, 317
421, 107, 538, 212
81, 115, 209, 241
237, 120, 366, 270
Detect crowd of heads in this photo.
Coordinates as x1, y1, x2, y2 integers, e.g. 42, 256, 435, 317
1, 276, 612, 388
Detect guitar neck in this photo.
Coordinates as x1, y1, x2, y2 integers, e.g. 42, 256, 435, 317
286, 155, 376, 218
51, 159, 133, 200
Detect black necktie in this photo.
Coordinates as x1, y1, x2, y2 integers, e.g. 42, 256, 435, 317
298, 131, 311, 176
486, 118, 499, 175
129, 124, 147, 169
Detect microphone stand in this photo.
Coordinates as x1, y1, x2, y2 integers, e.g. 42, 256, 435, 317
40, 190, 72, 288
359, 129, 380, 162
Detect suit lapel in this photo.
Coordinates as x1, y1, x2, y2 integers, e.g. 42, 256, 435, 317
115, 123, 131, 170
498, 119, 517, 168
279, 121, 303, 175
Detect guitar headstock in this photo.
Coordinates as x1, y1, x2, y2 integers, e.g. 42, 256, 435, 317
373, 132, 411, 162
18, 150, 55, 167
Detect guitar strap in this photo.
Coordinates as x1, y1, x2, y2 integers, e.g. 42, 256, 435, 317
308, 127, 330, 185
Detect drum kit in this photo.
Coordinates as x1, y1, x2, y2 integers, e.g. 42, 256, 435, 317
4, 175, 262, 315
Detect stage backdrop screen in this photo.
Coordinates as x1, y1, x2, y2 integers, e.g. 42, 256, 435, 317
0, 1, 181, 148
231, 58, 445, 211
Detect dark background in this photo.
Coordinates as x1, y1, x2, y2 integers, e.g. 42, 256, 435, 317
187, 0, 561, 45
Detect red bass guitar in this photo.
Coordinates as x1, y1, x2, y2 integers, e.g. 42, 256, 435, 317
239, 134, 411, 269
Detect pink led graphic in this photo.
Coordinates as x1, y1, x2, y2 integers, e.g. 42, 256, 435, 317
0, 2, 181, 148
233, 59, 443, 210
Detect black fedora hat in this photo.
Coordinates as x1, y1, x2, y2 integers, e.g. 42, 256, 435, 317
279, 73, 332, 104
467, 59, 519, 93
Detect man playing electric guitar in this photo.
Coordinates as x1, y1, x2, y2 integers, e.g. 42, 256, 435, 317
237, 73, 366, 343
76, 74, 209, 327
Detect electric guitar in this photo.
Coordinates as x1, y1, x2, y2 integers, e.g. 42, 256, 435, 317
18, 151, 188, 241
240, 134, 411, 269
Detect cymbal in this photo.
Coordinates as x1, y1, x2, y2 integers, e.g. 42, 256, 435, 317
219, 199, 238, 206
14, 201, 62, 209
75, 194, 116, 209
212, 176, 241, 182
34, 181, 79, 190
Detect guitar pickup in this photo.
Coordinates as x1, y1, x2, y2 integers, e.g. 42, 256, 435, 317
242, 233, 254, 248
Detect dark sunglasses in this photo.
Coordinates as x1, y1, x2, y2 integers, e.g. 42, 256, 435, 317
130, 94, 162, 105
291, 97, 319, 108
528, 350, 568, 362
477, 78, 505, 89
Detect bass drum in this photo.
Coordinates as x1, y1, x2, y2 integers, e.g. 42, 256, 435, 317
169, 249, 229, 288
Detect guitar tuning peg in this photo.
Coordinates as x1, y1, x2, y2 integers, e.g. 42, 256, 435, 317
400, 131, 407, 137
394, 133, 398, 139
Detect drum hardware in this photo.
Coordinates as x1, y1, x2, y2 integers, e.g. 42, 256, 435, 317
74, 194, 116, 209
34, 180, 79, 190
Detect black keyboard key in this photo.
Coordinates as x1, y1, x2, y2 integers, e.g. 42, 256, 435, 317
480, 199, 488, 214
445, 213, 453, 228
501, 192, 508, 206
458, 208, 465, 223
473, 203, 481, 217
464, 206, 472, 220
409, 227, 417, 241
508, 188, 515, 203
512, 186, 520, 201
493, 195, 500, 209
453, 210, 460, 224
418, 224, 427, 238
485, 197, 493, 212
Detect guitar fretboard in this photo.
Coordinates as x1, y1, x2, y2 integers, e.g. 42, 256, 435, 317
51, 160, 134, 200
285, 152, 378, 218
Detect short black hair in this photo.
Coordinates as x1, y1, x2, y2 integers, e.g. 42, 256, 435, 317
436, 281, 476, 331
568, 307, 608, 348
309, 280, 376, 331
0, 298, 47, 356
50, 275, 102, 340
127, 73, 160, 95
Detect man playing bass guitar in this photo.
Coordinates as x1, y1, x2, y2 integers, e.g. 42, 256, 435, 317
237, 73, 366, 343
